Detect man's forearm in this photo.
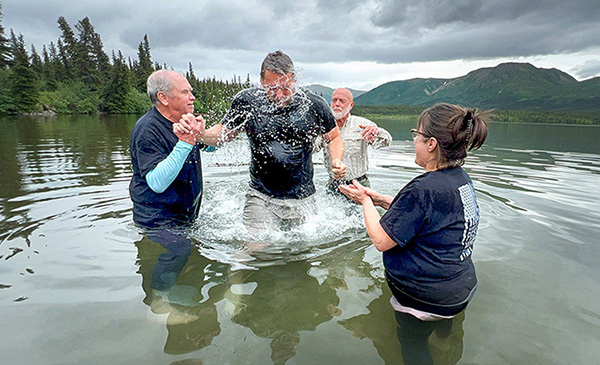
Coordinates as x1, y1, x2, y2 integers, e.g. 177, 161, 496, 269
199, 123, 224, 146
327, 135, 344, 162
146, 140, 193, 193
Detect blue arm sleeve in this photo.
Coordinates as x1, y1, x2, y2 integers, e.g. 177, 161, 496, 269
146, 140, 194, 193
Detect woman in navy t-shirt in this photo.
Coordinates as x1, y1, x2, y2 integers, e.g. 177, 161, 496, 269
340, 103, 489, 364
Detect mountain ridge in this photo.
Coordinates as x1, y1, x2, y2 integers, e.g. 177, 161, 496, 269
353, 62, 599, 111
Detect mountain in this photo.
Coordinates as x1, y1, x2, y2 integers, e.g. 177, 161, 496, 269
354, 63, 600, 111
305, 84, 366, 103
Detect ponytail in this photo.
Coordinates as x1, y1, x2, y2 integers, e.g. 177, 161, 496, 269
419, 103, 491, 168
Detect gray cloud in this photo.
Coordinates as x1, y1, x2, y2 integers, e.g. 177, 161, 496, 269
571, 60, 600, 80
3, 0, 600, 84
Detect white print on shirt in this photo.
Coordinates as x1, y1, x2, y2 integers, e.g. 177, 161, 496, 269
458, 183, 479, 261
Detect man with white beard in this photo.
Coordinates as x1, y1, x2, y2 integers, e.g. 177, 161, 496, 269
316, 88, 392, 194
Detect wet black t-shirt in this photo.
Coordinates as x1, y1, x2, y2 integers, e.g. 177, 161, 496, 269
129, 107, 203, 227
380, 167, 479, 314
222, 88, 336, 199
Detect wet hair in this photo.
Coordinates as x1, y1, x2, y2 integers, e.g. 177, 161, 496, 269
417, 102, 490, 168
260, 51, 296, 81
147, 69, 179, 105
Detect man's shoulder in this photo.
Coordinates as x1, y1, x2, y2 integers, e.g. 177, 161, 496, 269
234, 87, 260, 102
132, 107, 172, 141
133, 107, 160, 128
349, 115, 375, 126
305, 89, 330, 107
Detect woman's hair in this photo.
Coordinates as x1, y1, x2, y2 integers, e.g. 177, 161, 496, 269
417, 102, 490, 168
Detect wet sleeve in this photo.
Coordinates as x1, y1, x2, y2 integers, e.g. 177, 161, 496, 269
312, 94, 336, 134
221, 92, 250, 133
146, 140, 194, 193
380, 185, 426, 247
373, 125, 393, 148
361, 118, 392, 148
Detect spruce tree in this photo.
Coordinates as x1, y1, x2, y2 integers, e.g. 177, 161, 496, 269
75, 17, 102, 89
102, 51, 129, 113
47, 41, 65, 84
0, 3, 10, 68
90, 31, 110, 87
135, 34, 153, 92
30, 45, 43, 77
56, 38, 70, 82
41, 45, 57, 91
9, 30, 39, 112
57, 16, 78, 79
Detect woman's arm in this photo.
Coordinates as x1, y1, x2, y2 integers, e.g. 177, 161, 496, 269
339, 181, 397, 252
360, 198, 400, 252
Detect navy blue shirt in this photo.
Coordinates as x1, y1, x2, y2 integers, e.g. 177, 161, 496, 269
222, 88, 336, 199
380, 167, 478, 314
129, 107, 203, 227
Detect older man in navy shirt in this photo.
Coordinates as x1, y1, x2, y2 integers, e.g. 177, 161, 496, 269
129, 70, 206, 297
130, 69, 205, 229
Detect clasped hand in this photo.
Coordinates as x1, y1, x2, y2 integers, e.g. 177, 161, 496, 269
173, 113, 206, 145
331, 158, 347, 179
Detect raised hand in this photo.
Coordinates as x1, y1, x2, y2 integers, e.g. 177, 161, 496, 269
359, 124, 379, 143
338, 179, 370, 204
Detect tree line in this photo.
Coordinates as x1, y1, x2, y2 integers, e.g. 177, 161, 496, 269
0, 7, 250, 122
353, 105, 600, 125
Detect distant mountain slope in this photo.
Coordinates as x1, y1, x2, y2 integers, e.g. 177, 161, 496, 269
305, 84, 366, 103
354, 63, 600, 111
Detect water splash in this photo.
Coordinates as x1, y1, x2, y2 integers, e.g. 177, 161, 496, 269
191, 138, 368, 269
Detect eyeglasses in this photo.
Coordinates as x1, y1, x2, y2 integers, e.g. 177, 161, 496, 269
262, 84, 295, 94
410, 129, 430, 139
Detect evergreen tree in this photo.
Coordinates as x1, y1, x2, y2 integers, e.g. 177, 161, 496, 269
57, 16, 78, 79
30, 44, 43, 77
9, 30, 39, 112
90, 31, 110, 86
187, 62, 199, 92
41, 45, 57, 91
102, 51, 130, 113
0, 3, 10, 68
56, 38, 70, 82
75, 17, 105, 89
135, 34, 153, 92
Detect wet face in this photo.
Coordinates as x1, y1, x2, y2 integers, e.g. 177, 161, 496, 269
165, 74, 195, 116
330, 89, 354, 120
261, 71, 296, 107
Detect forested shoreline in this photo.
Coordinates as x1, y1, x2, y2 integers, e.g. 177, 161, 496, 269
1, 5, 598, 126
353, 105, 600, 125
0, 6, 248, 122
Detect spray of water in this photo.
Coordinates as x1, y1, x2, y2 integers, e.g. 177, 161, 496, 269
190, 135, 368, 269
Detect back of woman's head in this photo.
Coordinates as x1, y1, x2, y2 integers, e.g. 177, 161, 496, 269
418, 103, 490, 167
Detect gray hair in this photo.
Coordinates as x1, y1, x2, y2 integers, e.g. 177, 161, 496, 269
260, 51, 295, 80
147, 70, 181, 105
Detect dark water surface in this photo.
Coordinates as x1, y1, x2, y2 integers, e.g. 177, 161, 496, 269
1, 114, 599, 364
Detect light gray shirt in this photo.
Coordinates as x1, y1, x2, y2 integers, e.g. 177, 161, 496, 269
315, 114, 392, 180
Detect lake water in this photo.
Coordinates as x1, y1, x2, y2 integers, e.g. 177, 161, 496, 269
1, 114, 599, 364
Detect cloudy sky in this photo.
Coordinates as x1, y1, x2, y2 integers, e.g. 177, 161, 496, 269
4, 0, 600, 91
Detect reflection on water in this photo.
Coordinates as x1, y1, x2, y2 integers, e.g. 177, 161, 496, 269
1, 115, 600, 364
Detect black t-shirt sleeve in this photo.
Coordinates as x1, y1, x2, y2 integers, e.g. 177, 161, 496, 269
313, 94, 336, 134
380, 184, 426, 248
133, 127, 169, 178
222, 91, 250, 131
